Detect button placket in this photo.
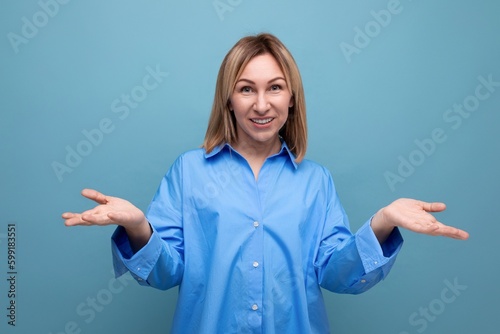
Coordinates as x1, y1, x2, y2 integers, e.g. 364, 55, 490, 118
245, 216, 263, 325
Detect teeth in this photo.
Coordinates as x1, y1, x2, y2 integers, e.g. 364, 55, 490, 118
252, 118, 273, 124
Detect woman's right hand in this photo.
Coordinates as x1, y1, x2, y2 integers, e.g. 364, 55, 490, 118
62, 188, 148, 231
63, 189, 152, 251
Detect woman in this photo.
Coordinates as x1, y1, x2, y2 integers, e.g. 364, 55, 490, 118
63, 33, 468, 333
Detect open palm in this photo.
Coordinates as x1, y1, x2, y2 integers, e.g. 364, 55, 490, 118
62, 189, 146, 229
377, 198, 469, 240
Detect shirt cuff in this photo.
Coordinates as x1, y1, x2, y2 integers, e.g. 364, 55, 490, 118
111, 225, 164, 281
355, 219, 403, 275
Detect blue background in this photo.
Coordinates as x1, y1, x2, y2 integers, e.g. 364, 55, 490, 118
1, 0, 499, 333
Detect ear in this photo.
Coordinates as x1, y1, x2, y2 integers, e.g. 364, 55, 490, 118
227, 99, 233, 111
289, 96, 294, 108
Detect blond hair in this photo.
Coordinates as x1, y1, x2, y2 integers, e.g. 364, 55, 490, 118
202, 33, 307, 163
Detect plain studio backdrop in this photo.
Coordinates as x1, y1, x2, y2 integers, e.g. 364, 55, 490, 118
1, 1, 499, 333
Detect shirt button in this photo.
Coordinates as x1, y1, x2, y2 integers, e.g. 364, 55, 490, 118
374, 261, 378, 265
361, 279, 366, 283
253, 221, 259, 227
253, 261, 259, 268
251, 304, 258, 311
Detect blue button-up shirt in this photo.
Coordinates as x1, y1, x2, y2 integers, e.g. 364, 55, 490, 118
112, 141, 403, 333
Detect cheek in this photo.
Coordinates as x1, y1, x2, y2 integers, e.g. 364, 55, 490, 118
278, 97, 292, 114
231, 103, 247, 124
229, 96, 247, 113
275, 92, 292, 108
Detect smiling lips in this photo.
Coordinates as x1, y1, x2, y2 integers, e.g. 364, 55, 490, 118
251, 117, 274, 125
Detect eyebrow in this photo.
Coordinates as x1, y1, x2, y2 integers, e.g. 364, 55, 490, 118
235, 77, 286, 85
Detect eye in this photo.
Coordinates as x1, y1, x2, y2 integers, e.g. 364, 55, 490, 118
270, 84, 281, 91
240, 86, 253, 93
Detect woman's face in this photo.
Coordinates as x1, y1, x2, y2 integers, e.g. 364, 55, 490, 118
229, 53, 293, 150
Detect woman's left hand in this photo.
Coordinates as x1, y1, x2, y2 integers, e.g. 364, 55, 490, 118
371, 198, 470, 242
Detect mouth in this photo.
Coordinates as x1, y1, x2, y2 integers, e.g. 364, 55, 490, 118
251, 117, 274, 125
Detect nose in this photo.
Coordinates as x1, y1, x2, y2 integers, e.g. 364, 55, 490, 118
253, 92, 270, 114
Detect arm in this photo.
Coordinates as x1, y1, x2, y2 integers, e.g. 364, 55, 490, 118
315, 174, 404, 294
316, 218, 403, 294
63, 156, 186, 290
317, 198, 469, 294
63, 187, 184, 290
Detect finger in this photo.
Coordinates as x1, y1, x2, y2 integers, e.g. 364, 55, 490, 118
81, 212, 114, 225
449, 230, 469, 240
65, 213, 111, 227
412, 221, 441, 235
437, 225, 470, 240
62, 212, 85, 226
62, 212, 78, 219
420, 201, 446, 213
81, 188, 109, 205
64, 214, 86, 227
421, 221, 470, 240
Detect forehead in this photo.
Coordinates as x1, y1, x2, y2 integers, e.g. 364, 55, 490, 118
238, 53, 284, 79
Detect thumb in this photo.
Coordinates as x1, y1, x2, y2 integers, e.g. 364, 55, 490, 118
107, 211, 129, 224
420, 201, 446, 213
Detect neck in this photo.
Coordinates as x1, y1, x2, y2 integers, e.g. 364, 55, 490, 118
233, 137, 281, 180
233, 137, 281, 161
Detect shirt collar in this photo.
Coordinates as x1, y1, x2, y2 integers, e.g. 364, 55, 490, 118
204, 140, 298, 169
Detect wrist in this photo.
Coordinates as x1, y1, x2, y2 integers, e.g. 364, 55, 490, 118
125, 217, 150, 237
371, 208, 395, 244
125, 217, 152, 253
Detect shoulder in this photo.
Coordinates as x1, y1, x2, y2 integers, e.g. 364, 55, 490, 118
162, 148, 206, 175
177, 148, 206, 161
170, 147, 229, 171
297, 158, 332, 178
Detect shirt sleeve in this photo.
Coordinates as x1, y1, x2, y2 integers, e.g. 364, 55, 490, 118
314, 173, 403, 294
111, 156, 185, 290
